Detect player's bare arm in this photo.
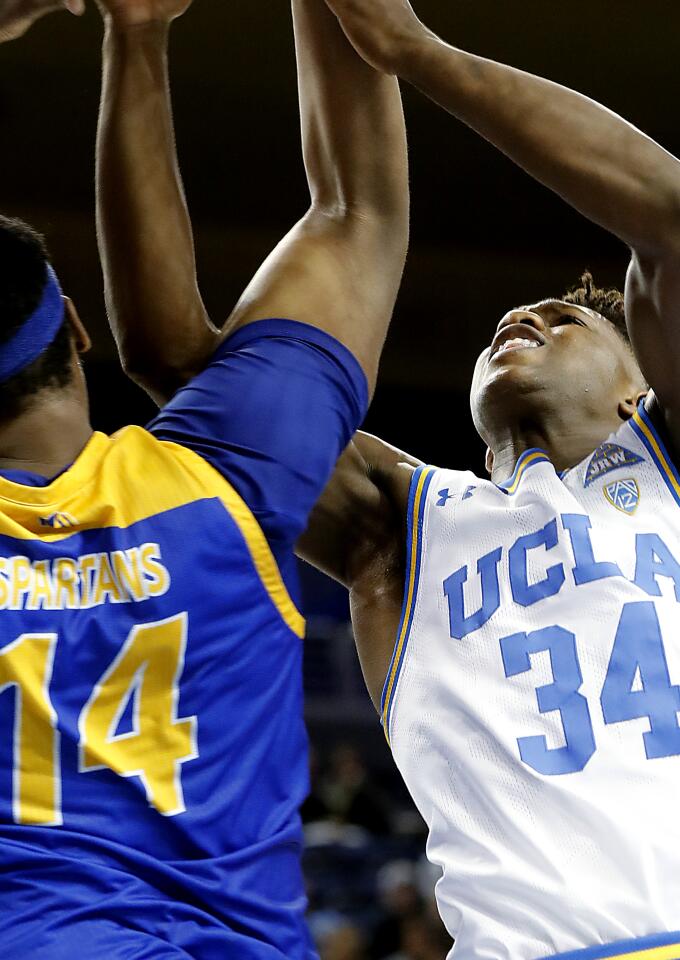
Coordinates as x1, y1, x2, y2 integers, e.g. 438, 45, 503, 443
96, 0, 214, 405
222, 0, 409, 394
0, 0, 82, 42
97, 0, 409, 403
97, 0, 413, 700
298, 432, 419, 707
324, 0, 680, 444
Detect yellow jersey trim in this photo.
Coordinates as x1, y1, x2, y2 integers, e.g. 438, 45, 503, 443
632, 407, 680, 504
606, 946, 680, 960
381, 466, 436, 744
499, 448, 551, 495
549, 933, 680, 960
0, 428, 305, 639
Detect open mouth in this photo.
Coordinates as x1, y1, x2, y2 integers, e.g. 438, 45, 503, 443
489, 324, 546, 359
495, 337, 542, 356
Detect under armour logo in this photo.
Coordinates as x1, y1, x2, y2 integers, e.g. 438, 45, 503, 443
39, 512, 77, 529
436, 489, 454, 507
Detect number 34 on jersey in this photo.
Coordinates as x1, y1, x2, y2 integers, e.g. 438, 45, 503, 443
499, 600, 680, 775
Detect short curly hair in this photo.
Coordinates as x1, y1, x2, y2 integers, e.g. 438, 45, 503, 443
562, 271, 628, 343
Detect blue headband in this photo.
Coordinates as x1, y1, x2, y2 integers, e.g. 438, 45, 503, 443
0, 265, 66, 384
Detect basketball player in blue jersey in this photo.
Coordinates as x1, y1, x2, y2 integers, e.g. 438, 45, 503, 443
0, 1, 408, 957
115, 1, 680, 958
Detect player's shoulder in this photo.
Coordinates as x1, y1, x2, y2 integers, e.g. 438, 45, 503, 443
103, 424, 244, 509
109, 423, 215, 472
347, 443, 485, 577
353, 432, 423, 514
413, 463, 485, 506
194, 317, 370, 421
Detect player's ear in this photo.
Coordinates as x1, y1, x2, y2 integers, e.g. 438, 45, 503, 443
617, 389, 647, 422
485, 447, 494, 476
63, 297, 92, 354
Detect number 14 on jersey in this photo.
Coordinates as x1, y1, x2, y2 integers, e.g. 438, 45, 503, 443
0, 613, 197, 825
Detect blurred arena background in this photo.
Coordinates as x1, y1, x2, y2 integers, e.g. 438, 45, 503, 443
4, 2, 680, 956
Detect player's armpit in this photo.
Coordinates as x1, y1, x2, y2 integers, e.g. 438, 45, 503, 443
297, 440, 385, 588
625, 250, 680, 454
297, 431, 419, 710
297, 432, 418, 588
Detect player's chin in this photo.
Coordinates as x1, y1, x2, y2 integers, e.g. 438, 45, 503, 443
473, 350, 545, 399
471, 359, 551, 429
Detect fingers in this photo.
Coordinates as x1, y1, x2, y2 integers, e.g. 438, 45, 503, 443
29, 0, 85, 19
35, 0, 85, 17
0, 0, 84, 41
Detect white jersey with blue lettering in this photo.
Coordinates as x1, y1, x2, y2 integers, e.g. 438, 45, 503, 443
381, 403, 680, 960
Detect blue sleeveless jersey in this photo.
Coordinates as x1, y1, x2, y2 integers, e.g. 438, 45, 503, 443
0, 321, 368, 958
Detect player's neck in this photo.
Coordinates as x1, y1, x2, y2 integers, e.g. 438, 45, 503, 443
489, 416, 621, 484
0, 390, 93, 480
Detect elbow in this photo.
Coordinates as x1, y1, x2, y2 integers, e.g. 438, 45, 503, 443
307, 169, 410, 229
633, 182, 680, 260
661, 181, 680, 247
659, 211, 680, 261
305, 199, 410, 252
118, 349, 196, 407
115, 316, 218, 404
117, 346, 151, 388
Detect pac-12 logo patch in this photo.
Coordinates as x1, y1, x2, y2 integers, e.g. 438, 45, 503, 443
585, 442, 643, 487
603, 478, 640, 515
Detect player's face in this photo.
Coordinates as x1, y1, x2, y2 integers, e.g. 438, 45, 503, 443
470, 299, 641, 448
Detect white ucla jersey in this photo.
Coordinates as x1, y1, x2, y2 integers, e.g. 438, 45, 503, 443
382, 404, 680, 960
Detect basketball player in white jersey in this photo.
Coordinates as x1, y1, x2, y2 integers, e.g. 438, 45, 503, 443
93, 1, 680, 958
296, 2, 680, 958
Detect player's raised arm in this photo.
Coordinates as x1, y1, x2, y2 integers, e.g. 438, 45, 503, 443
96, 0, 409, 404
0, 0, 82, 42
324, 0, 680, 442
220, 0, 409, 394
97, 1, 410, 590
96, 0, 215, 405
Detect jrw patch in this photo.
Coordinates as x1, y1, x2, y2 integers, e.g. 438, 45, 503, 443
585, 442, 643, 487
604, 478, 640, 515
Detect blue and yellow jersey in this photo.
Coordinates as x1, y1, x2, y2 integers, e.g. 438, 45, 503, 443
0, 320, 368, 959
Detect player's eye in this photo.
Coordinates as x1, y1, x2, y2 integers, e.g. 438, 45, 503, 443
555, 314, 586, 327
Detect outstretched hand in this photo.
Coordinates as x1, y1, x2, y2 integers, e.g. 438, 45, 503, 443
0, 0, 83, 43
322, 0, 426, 74
96, 0, 192, 28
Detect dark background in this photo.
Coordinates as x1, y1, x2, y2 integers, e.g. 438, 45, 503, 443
2, 1, 679, 740
6, 2, 678, 462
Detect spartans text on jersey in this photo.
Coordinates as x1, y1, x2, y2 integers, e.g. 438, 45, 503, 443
0, 544, 170, 611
